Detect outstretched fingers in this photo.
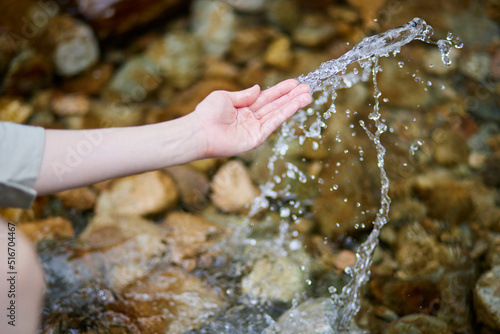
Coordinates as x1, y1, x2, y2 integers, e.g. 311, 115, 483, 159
228, 84, 261, 108
249, 79, 300, 112
253, 83, 311, 119
259, 92, 313, 139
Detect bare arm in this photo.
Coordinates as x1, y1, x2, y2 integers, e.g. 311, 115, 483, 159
33, 79, 312, 195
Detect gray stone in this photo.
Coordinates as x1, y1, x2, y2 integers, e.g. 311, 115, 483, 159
265, 298, 336, 334
191, 0, 237, 57
474, 265, 500, 330
458, 52, 492, 82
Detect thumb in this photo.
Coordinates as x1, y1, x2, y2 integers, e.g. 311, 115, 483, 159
228, 84, 260, 108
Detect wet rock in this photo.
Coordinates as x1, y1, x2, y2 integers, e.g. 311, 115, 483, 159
413, 177, 473, 225
265, 0, 302, 32
474, 265, 500, 331
2, 48, 52, 95
395, 222, 442, 280
422, 47, 459, 75
51, 93, 90, 116
292, 14, 336, 48
265, 298, 336, 334
211, 160, 260, 213
165, 166, 210, 212
264, 36, 294, 70
147, 31, 202, 89
381, 279, 440, 316
228, 26, 275, 65
62, 63, 114, 95
120, 266, 224, 333
377, 56, 429, 109
95, 171, 179, 216
384, 314, 451, 334
161, 211, 224, 269
203, 57, 239, 80
0, 97, 34, 123
388, 197, 427, 224
55, 187, 97, 211
105, 55, 162, 103
19, 217, 74, 243
438, 268, 475, 333
42, 14, 99, 77
79, 215, 169, 290
75, 0, 184, 38
191, 0, 237, 58
458, 51, 492, 82
88, 100, 145, 127
241, 254, 310, 303
347, 0, 388, 29
491, 48, 500, 81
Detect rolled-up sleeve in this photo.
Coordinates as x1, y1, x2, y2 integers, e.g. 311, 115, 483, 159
0, 122, 45, 209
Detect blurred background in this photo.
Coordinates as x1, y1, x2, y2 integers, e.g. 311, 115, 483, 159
1, 0, 500, 333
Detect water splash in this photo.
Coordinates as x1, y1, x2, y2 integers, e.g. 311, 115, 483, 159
248, 17, 462, 332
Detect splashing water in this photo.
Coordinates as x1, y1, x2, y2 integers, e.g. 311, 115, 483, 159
247, 17, 462, 332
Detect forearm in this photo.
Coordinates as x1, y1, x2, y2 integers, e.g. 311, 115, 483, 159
33, 113, 205, 195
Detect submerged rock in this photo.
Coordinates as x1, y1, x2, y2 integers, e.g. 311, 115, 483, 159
384, 314, 451, 334
241, 251, 312, 303
474, 265, 500, 331
79, 215, 169, 290
265, 298, 336, 334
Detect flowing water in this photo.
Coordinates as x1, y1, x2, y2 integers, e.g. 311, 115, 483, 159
245, 17, 463, 333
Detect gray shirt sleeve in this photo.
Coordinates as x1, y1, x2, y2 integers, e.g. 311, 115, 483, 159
0, 122, 45, 209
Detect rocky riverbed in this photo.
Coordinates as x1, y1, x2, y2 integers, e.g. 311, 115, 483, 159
1, 0, 500, 333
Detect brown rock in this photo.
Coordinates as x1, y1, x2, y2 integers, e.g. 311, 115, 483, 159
385, 314, 451, 334
62, 63, 114, 95
161, 211, 224, 269
432, 128, 468, 166
165, 166, 210, 212
2, 49, 52, 95
414, 177, 473, 225
95, 171, 179, 216
228, 26, 275, 65
382, 279, 440, 316
120, 266, 224, 333
211, 160, 260, 213
51, 93, 90, 116
377, 56, 429, 109
79, 215, 169, 290
0, 97, 33, 123
19, 217, 74, 243
264, 36, 294, 69
347, 0, 387, 29
75, 0, 185, 38
55, 187, 97, 211
292, 14, 336, 48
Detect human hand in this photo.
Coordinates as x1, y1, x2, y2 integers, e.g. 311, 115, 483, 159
191, 79, 312, 158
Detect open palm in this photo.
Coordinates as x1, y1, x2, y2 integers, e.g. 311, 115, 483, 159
192, 79, 312, 158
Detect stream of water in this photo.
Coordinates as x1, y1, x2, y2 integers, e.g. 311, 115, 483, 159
247, 17, 462, 333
